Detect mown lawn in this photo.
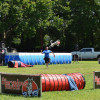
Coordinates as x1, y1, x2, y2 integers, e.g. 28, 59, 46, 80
0, 61, 100, 100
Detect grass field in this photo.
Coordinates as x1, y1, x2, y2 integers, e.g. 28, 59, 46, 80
0, 61, 100, 100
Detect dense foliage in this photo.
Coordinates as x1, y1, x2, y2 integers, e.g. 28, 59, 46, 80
0, 0, 100, 52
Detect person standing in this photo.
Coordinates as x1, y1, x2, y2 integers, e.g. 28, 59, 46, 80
41, 47, 55, 68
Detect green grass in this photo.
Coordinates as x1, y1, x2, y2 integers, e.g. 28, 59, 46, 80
0, 61, 100, 100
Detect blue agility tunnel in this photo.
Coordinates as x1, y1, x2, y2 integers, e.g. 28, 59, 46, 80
5, 53, 72, 65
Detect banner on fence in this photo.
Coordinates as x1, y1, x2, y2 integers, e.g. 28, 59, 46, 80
0, 73, 42, 97
93, 71, 100, 89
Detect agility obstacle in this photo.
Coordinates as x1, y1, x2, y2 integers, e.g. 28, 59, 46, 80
41, 73, 85, 92
5, 53, 72, 65
8, 61, 33, 68
0, 72, 85, 97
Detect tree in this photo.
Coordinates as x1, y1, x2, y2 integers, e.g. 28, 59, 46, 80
0, 0, 54, 51
46, 0, 71, 51
69, 0, 100, 50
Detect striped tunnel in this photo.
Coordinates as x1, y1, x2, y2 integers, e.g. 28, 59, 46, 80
41, 73, 85, 92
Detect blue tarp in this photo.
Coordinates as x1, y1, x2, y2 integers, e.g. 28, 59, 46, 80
64, 74, 78, 91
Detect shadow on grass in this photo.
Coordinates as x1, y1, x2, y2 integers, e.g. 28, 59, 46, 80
84, 88, 99, 91
0, 93, 40, 98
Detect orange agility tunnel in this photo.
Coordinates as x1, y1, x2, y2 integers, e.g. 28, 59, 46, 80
41, 73, 85, 92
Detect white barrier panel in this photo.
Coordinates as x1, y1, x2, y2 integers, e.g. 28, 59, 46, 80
5, 53, 72, 65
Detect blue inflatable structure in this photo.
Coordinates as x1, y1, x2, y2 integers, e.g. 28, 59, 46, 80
5, 53, 72, 65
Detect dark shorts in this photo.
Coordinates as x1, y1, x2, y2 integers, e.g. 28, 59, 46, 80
44, 58, 50, 63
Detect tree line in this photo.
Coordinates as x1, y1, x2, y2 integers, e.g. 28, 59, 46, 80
0, 0, 100, 52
